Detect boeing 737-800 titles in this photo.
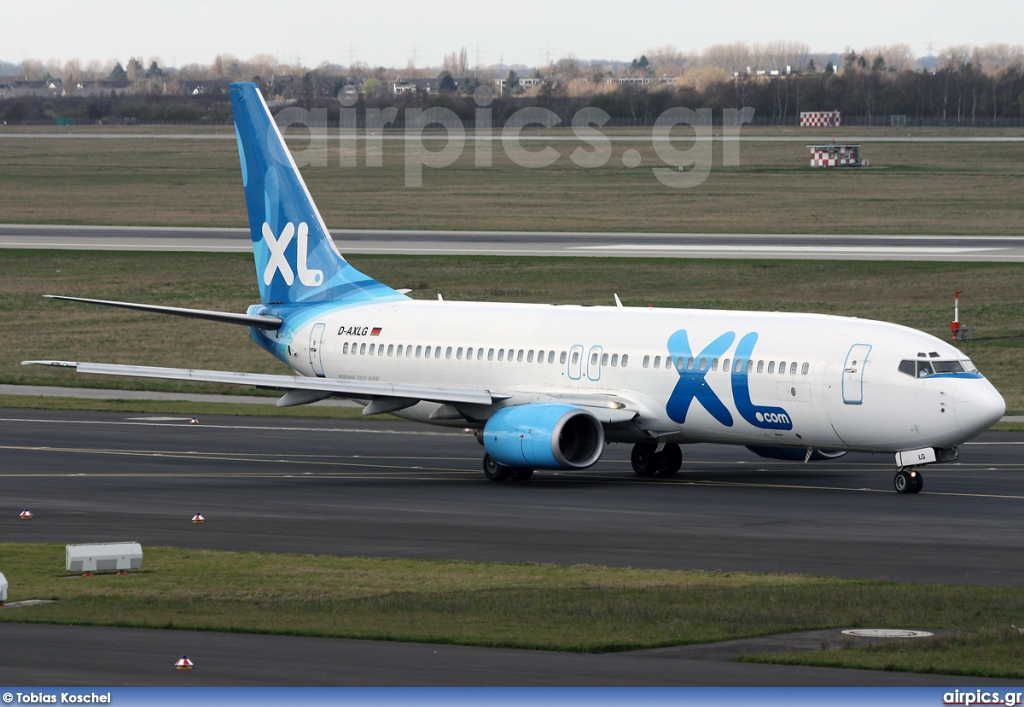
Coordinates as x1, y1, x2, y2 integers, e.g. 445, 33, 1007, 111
24, 83, 1006, 493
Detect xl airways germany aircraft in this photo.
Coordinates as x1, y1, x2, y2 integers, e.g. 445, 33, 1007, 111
25, 82, 1006, 494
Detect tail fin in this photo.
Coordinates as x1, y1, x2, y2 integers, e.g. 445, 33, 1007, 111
230, 82, 404, 305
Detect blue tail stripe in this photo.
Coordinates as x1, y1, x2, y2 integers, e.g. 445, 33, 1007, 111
230, 82, 404, 306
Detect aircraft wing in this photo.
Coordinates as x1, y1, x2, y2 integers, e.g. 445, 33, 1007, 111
21, 360, 496, 406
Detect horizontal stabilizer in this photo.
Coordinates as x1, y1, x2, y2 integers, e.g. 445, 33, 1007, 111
21, 360, 495, 406
44, 295, 282, 330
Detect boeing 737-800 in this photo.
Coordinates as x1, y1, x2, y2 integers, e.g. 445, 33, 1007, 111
24, 82, 1006, 494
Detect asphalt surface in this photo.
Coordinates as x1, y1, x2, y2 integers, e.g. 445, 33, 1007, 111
2, 409, 1023, 685
3, 224, 1024, 261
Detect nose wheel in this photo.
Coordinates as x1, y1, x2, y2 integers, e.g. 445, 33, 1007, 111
894, 468, 923, 494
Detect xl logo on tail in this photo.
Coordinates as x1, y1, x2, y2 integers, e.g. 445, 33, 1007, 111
262, 222, 324, 287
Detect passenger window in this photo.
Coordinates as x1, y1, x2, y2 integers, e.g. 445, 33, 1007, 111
611, 354, 618, 367
591, 352, 599, 365
801, 362, 809, 375
396, 344, 403, 356
790, 362, 797, 376
560, 351, 567, 364
734, 359, 743, 373
379, 345, 385, 356
778, 361, 785, 375
446, 347, 453, 359
424, 346, 432, 358
711, 358, 719, 372
498, 349, 505, 361
699, 357, 707, 371
387, 344, 394, 356
548, 351, 555, 364
360, 343, 367, 355
722, 358, 729, 372
458, 347, 465, 360
643, 355, 650, 368
572, 351, 579, 364
746, 360, 753, 373
757, 360, 764, 374
686, 357, 694, 371
527, 350, 535, 363
767, 361, 775, 374
487, 348, 494, 361
537, 350, 544, 362
407, 345, 413, 358
653, 355, 661, 369
415, 345, 422, 358
343, 342, 349, 354
621, 354, 628, 367
601, 353, 609, 366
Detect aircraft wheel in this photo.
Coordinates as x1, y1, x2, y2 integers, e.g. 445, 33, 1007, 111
911, 472, 924, 494
483, 454, 512, 482
631, 443, 658, 477
509, 467, 535, 481
656, 444, 683, 476
894, 469, 914, 494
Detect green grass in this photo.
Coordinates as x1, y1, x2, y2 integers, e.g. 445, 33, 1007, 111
1, 128, 1023, 234
3, 251, 1022, 413
2, 543, 1024, 677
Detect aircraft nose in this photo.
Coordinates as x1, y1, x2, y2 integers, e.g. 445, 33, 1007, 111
954, 380, 1006, 437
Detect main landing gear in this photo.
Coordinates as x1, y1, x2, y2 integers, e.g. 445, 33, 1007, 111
630, 443, 682, 477
893, 468, 924, 494
483, 453, 534, 482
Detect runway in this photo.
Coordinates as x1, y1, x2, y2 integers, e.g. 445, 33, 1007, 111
3, 224, 1024, 261
2, 409, 1023, 685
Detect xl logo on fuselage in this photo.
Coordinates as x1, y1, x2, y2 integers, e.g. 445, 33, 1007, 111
666, 330, 793, 430
262, 221, 324, 287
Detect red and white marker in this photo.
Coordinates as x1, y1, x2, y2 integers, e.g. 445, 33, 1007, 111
189, 418, 199, 425
175, 654, 194, 670
192, 513, 205, 524
19, 509, 33, 520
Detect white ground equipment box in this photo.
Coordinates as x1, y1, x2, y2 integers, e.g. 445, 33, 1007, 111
66, 542, 143, 572
0, 571, 7, 602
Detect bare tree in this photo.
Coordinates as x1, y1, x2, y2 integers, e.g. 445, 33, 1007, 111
645, 45, 686, 76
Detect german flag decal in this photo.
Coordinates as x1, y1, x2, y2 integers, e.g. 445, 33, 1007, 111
370, 327, 382, 336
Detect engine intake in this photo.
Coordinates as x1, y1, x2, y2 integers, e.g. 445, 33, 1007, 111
483, 404, 605, 470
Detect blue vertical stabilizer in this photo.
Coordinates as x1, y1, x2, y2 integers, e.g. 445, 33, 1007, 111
230, 82, 404, 305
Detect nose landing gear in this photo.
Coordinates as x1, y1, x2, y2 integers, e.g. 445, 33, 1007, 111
893, 468, 923, 494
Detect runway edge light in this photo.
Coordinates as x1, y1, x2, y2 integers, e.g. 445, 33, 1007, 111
20, 508, 33, 520
192, 513, 205, 524
175, 654, 193, 670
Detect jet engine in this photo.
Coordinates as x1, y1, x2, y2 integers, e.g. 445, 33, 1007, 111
482, 404, 605, 470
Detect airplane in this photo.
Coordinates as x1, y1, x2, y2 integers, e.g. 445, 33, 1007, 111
23, 82, 1006, 494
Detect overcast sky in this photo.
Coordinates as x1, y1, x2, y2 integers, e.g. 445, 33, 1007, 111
4, 0, 1022, 69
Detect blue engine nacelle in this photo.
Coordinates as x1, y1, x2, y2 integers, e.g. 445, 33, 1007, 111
746, 446, 848, 462
482, 404, 605, 470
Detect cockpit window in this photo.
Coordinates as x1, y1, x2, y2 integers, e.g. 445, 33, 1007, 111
933, 360, 965, 374
900, 358, 977, 378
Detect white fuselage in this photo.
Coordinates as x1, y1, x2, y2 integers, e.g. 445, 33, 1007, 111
256, 299, 1005, 454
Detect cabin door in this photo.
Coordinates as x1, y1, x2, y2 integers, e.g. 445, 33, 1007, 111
841, 344, 871, 404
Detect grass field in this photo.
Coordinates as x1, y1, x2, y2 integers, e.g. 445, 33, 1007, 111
2, 543, 1023, 678
1, 127, 1023, 234
4, 251, 1022, 413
